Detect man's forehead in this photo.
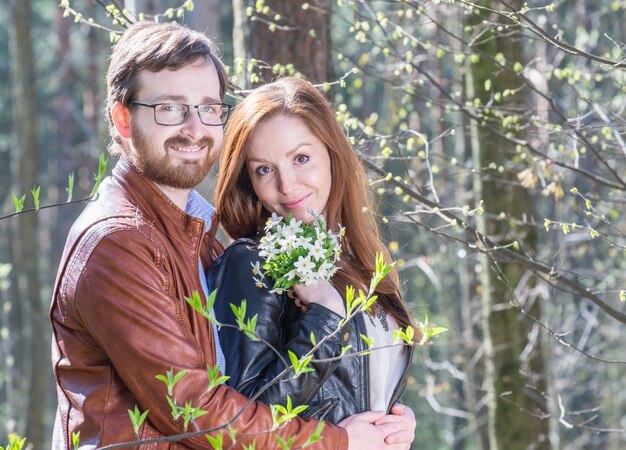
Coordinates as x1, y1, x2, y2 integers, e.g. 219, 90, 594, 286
135, 60, 221, 101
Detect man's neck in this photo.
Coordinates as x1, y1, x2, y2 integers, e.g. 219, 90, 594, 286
156, 184, 193, 211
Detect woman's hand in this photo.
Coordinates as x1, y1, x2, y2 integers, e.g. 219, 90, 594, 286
291, 280, 346, 317
374, 403, 416, 447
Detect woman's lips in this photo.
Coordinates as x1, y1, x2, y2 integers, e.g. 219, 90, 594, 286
281, 193, 311, 210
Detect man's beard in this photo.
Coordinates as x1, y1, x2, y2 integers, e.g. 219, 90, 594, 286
129, 124, 217, 189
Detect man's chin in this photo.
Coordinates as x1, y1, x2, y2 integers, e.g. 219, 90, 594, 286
140, 160, 212, 190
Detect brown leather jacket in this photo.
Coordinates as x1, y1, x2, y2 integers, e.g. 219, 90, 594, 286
50, 158, 347, 449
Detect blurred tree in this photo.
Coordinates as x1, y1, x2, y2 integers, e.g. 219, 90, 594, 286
466, 1, 549, 448
8, 0, 46, 447
232, 0, 332, 86
3, 0, 626, 448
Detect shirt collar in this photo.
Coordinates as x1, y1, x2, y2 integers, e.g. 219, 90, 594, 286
185, 189, 216, 232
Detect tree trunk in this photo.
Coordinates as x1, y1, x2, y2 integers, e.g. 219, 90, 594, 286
8, 0, 46, 446
447, 5, 487, 448
186, 0, 221, 38
466, 1, 549, 449
125, 0, 166, 18
232, 0, 332, 87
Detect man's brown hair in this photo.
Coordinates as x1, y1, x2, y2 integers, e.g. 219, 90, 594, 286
106, 21, 228, 155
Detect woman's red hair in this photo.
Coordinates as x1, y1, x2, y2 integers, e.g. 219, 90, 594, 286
215, 77, 416, 332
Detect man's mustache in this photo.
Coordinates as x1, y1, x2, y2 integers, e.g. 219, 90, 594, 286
164, 136, 214, 150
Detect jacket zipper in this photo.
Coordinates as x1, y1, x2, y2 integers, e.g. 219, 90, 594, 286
386, 343, 415, 412
353, 313, 370, 411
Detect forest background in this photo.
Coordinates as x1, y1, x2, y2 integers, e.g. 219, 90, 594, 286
2, 0, 626, 449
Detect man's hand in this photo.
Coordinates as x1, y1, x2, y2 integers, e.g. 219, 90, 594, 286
374, 403, 416, 447
339, 410, 413, 450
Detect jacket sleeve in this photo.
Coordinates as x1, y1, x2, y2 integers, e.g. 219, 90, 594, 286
209, 241, 354, 412
73, 229, 347, 450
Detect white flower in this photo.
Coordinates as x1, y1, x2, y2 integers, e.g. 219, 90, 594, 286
258, 247, 277, 259
309, 241, 326, 261
278, 237, 295, 254
285, 269, 298, 280
254, 213, 343, 292
302, 272, 319, 286
251, 260, 264, 277
294, 235, 313, 248
319, 260, 334, 276
265, 212, 283, 231
294, 255, 314, 276
253, 276, 267, 289
286, 217, 303, 235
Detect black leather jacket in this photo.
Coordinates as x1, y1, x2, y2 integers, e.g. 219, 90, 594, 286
207, 238, 414, 424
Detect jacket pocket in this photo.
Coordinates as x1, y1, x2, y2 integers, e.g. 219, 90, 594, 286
300, 397, 339, 421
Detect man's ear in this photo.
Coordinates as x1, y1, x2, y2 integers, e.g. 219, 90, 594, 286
111, 101, 132, 139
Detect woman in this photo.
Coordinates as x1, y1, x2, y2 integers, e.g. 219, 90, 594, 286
207, 77, 420, 424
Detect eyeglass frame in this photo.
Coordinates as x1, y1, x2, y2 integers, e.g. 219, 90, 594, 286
129, 100, 232, 126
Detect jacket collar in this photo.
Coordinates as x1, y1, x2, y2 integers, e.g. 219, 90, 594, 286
112, 157, 214, 241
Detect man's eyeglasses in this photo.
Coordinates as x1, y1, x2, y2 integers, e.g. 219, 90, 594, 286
130, 101, 232, 126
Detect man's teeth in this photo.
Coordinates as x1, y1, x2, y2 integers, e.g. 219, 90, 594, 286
172, 145, 203, 152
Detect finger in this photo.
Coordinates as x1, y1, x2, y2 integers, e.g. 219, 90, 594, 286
372, 420, 405, 437
389, 403, 406, 415
385, 444, 412, 450
374, 415, 405, 426
385, 429, 415, 445
339, 410, 387, 426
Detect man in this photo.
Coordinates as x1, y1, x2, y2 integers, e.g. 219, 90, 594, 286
50, 21, 415, 449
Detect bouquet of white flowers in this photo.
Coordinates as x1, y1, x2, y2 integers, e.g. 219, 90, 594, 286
251, 212, 344, 294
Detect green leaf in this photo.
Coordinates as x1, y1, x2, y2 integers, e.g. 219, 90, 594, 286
620, 290, 626, 303
274, 434, 295, 450
207, 364, 230, 391
179, 401, 208, 430
72, 432, 80, 450
360, 333, 374, 348
302, 420, 326, 448
128, 405, 149, 436
90, 153, 109, 197
66, 172, 75, 202
544, 218, 551, 231
12, 194, 26, 213
429, 326, 448, 338
155, 368, 188, 396
31, 186, 41, 211
166, 395, 180, 419
206, 433, 224, 450
227, 426, 237, 447
3, 434, 27, 450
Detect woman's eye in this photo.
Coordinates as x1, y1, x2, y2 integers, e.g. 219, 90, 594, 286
255, 166, 272, 176
295, 155, 309, 164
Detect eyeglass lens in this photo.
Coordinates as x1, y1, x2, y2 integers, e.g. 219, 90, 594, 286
154, 104, 228, 126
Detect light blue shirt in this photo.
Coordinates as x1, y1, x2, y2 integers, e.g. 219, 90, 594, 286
185, 190, 226, 374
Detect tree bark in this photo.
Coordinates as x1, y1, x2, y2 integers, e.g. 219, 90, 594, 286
125, 0, 166, 18
232, 0, 333, 87
8, 0, 46, 446
186, 0, 221, 38
466, 1, 549, 449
